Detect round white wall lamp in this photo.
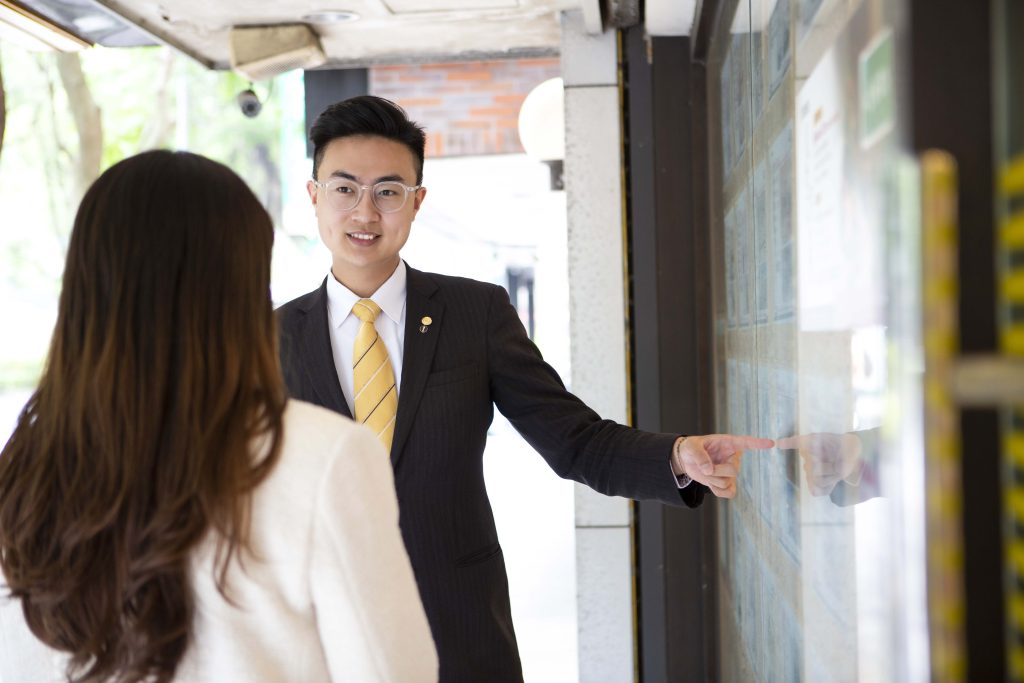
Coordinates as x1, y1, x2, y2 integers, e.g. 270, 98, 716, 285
517, 77, 565, 190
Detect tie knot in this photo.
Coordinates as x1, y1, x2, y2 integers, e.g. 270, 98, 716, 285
352, 298, 382, 323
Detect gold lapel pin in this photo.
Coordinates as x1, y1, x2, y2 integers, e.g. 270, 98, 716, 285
419, 316, 432, 334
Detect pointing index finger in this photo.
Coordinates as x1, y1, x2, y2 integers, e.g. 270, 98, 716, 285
730, 435, 775, 450
775, 436, 800, 450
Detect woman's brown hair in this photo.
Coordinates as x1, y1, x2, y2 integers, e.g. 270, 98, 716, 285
0, 150, 286, 682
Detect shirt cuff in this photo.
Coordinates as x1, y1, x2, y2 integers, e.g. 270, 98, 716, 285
671, 465, 693, 489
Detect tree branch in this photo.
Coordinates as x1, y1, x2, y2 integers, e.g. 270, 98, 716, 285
55, 53, 102, 201
139, 48, 176, 151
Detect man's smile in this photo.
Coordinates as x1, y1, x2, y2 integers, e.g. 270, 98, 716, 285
347, 231, 381, 243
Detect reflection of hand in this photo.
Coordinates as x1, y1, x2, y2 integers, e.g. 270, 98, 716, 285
776, 433, 863, 496
672, 435, 775, 499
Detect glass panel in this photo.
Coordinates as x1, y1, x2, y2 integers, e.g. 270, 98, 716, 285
710, 0, 928, 679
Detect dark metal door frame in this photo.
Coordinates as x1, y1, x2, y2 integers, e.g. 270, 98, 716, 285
623, 24, 719, 683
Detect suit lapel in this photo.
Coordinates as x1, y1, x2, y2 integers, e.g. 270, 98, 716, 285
299, 279, 351, 418
392, 265, 442, 467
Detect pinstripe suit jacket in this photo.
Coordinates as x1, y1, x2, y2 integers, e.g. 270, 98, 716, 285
276, 264, 705, 682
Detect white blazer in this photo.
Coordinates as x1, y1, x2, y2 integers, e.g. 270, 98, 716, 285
0, 400, 438, 682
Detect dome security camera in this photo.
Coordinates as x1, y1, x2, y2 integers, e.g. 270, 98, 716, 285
237, 88, 262, 118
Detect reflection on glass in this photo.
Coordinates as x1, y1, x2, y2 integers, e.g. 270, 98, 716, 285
720, 30, 751, 180
768, 0, 791, 98
778, 429, 880, 505
712, 0, 924, 680
798, 0, 826, 42
753, 160, 770, 324
770, 122, 795, 320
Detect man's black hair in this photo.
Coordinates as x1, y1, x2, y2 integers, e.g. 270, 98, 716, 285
309, 95, 427, 184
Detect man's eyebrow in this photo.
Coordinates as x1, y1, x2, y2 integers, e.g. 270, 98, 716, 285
326, 170, 408, 183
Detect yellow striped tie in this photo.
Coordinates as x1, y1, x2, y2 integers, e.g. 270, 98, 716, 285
351, 299, 397, 452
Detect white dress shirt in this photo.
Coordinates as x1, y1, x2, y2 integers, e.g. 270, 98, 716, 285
326, 262, 407, 416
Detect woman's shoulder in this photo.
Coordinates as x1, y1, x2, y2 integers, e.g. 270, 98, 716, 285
284, 398, 356, 433
251, 400, 388, 511
270, 401, 393, 515
279, 400, 386, 467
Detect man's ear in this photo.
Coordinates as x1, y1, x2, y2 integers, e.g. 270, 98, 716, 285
412, 186, 427, 213
306, 180, 319, 207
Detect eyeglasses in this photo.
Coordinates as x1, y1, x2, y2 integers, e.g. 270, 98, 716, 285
312, 178, 422, 214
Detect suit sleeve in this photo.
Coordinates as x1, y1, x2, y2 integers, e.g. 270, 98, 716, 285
485, 285, 706, 507
829, 427, 882, 507
310, 426, 439, 681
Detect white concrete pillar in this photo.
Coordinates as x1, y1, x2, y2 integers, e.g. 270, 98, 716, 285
560, 9, 635, 682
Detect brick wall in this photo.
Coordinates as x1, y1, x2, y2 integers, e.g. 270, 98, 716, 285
370, 58, 560, 157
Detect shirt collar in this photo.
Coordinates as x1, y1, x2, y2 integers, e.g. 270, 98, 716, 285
326, 261, 408, 328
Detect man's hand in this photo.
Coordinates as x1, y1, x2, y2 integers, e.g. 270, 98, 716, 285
776, 432, 863, 496
671, 434, 775, 499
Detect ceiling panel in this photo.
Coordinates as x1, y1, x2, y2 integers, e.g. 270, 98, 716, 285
86, 0, 569, 69
383, 0, 520, 12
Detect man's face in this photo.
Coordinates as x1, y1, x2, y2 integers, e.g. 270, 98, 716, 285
308, 135, 425, 288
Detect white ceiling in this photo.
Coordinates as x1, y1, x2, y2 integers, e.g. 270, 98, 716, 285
91, 0, 584, 69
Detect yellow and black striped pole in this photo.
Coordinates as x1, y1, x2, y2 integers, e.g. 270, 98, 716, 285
1000, 151, 1024, 679
921, 149, 967, 681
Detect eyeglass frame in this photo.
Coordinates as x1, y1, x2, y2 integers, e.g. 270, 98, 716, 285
310, 177, 423, 214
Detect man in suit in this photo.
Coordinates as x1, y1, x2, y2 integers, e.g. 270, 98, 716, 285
277, 95, 773, 681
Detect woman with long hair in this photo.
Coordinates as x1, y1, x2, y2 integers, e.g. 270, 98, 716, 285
0, 150, 436, 682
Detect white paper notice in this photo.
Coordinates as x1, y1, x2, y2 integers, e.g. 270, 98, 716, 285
796, 48, 883, 331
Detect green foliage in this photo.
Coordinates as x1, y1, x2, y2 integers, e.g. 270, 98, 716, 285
0, 41, 293, 390
0, 360, 42, 391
